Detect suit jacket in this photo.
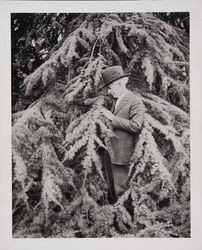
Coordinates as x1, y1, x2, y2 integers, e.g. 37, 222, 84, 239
110, 90, 144, 165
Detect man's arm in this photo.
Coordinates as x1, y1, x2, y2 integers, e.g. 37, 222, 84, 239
111, 99, 144, 133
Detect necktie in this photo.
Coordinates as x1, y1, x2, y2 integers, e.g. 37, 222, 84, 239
111, 98, 118, 113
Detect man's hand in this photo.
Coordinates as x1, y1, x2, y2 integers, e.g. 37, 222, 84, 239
101, 108, 114, 120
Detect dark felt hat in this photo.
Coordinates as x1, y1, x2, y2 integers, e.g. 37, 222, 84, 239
99, 66, 129, 90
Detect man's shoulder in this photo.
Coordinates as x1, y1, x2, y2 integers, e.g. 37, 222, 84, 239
127, 90, 143, 104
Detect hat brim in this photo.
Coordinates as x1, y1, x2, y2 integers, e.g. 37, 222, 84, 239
99, 74, 130, 91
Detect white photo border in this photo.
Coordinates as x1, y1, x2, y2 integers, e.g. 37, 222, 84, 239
0, 1, 202, 249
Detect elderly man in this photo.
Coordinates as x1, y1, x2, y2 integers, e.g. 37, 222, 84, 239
100, 65, 145, 200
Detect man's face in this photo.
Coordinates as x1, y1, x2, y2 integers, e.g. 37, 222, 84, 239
107, 80, 121, 98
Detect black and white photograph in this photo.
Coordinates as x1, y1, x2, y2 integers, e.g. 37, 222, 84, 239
11, 10, 191, 238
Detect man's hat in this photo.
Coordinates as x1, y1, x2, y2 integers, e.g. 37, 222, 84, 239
99, 66, 129, 90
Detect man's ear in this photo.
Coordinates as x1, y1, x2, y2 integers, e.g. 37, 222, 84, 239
119, 81, 124, 88
117, 81, 121, 87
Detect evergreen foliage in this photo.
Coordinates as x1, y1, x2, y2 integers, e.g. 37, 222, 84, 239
12, 12, 190, 238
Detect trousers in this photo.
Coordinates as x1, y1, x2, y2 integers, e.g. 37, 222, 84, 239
101, 147, 129, 203
112, 163, 129, 196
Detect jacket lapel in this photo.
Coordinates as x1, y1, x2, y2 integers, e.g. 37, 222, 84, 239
113, 93, 129, 115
